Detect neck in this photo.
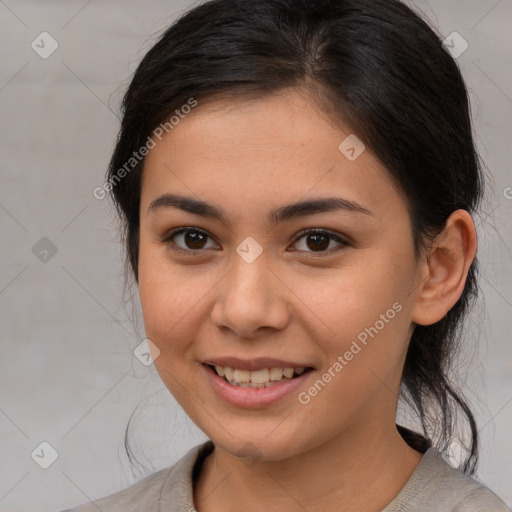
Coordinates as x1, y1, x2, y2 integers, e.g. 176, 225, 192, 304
194, 423, 424, 512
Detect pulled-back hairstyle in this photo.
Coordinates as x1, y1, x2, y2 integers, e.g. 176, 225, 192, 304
106, 0, 483, 474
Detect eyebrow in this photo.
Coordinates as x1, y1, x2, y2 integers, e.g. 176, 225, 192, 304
147, 193, 373, 225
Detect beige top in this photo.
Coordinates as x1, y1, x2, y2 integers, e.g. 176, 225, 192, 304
61, 441, 510, 512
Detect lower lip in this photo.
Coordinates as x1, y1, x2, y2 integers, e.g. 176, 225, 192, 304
202, 364, 314, 408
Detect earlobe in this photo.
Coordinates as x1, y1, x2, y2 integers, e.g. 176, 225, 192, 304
411, 210, 477, 326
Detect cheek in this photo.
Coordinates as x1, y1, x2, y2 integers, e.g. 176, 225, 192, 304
293, 255, 411, 344
291, 254, 414, 399
137, 243, 219, 361
293, 283, 409, 432
139, 275, 195, 344
137, 243, 188, 346
137, 256, 202, 400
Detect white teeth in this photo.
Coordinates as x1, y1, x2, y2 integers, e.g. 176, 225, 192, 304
250, 368, 270, 384
283, 368, 294, 378
212, 365, 308, 385
269, 367, 284, 381
233, 369, 250, 383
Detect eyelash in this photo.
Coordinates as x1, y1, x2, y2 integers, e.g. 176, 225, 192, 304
161, 227, 349, 257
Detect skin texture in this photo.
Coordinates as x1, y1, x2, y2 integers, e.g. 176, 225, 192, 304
137, 87, 477, 512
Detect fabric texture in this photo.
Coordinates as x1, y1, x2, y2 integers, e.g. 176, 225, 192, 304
60, 440, 510, 512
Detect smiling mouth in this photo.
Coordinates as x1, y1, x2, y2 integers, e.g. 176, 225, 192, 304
205, 364, 314, 388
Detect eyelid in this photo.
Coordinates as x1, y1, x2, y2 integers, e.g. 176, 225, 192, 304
161, 226, 350, 256
290, 228, 350, 254
161, 226, 219, 254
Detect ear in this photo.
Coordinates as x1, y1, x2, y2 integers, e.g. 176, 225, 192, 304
411, 209, 477, 326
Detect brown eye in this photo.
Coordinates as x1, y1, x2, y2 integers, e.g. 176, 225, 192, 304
290, 229, 348, 255
162, 227, 218, 253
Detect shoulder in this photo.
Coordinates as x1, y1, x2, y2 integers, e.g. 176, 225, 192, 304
384, 447, 511, 512
58, 441, 212, 512
59, 467, 173, 512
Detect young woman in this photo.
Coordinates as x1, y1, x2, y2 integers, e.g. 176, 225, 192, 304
63, 0, 510, 510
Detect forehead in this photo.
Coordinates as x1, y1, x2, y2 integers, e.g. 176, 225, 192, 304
140, 89, 406, 224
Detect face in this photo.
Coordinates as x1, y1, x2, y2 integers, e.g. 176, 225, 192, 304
138, 88, 422, 461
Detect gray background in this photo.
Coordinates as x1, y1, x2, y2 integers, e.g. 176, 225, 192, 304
0, 1, 511, 511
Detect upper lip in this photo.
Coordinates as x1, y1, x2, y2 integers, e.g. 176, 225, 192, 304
203, 357, 314, 371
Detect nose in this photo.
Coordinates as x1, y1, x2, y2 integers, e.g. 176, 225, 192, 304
210, 249, 290, 340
